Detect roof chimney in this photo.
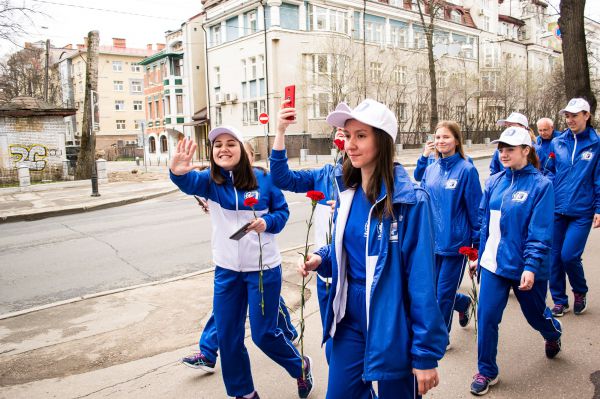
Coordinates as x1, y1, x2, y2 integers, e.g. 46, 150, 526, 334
156, 43, 166, 51
112, 38, 126, 48
147, 43, 153, 50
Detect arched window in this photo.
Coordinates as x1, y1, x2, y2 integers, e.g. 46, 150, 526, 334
160, 135, 168, 153
149, 136, 156, 153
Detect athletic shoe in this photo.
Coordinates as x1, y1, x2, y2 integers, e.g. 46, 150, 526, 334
181, 352, 216, 372
459, 300, 472, 327
236, 392, 260, 399
551, 303, 570, 317
470, 373, 498, 396
297, 356, 314, 398
574, 293, 587, 315
545, 338, 561, 359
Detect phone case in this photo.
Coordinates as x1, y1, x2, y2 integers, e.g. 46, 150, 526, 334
284, 85, 295, 108
229, 222, 251, 240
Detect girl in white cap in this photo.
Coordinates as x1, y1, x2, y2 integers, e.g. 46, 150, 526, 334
470, 126, 562, 396
169, 128, 313, 399
546, 97, 600, 317
299, 99, 447, 398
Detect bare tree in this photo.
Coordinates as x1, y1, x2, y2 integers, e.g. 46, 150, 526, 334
0, 1, 39, 45
559, 0, 597, 113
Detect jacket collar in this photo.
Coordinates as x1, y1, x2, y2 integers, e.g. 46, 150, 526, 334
438, 152, 462, 170
505, 163, 537, 178
565, 127, 599, 145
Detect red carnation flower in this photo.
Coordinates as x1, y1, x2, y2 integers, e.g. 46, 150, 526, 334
334, 138, 345, 151
306, 190, 325, 202
549, 152, 556, 159
459, 246, 478, 261
244, 197, 258, 208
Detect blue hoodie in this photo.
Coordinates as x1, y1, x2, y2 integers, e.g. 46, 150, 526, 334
414, 153, 473, 181
421, 153, 482, 254
170, 167, 289, 272
315, 164, 447, 381
545, 127, 600, 217
479, 164, 554, 281
537, 130, 561, 172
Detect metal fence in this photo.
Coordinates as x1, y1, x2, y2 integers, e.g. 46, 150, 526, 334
397, 130, 502, 146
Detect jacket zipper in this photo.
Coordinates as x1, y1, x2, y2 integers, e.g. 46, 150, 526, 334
572, 132, 578, 165
230, 171, 241, 271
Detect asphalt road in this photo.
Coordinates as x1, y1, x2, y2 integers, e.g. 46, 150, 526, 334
0, 160, 491, 314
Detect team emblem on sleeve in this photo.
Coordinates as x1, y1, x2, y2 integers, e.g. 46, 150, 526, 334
445, 179, 458, 189
582, 151, 594, 161
244, 191, 260, 201
512, 191, 529, 202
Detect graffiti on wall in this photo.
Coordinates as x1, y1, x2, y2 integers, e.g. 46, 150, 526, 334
9, 144, 62, 171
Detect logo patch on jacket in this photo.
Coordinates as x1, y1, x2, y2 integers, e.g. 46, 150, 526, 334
582, 151, 594, 161
512, 191, 528, 202
244, 191, 259, 201
445, 179, 458, 189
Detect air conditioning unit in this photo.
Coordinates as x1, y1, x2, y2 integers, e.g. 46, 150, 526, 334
225, 92, 238, 103
215, 93, 225, 104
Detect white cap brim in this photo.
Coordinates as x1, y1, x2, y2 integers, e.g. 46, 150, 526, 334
491, 137, 532, 146
559, 106, 585, 115
208, 126, 244, 143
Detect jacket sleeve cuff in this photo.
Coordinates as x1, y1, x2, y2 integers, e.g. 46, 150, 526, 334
262, 214, 273, 232
270, 149, 287, 160
412, 357, 438, 370
524, 258, 540, 274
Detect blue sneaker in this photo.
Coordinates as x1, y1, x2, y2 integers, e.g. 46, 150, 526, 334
470, 373, 498, 396
181, 352, 216, 373
459, 300, 472, 328
297, 356, 314, 398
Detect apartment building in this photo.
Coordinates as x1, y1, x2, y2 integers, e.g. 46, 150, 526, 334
57, 38, 153, 154
139, 13, 209, 164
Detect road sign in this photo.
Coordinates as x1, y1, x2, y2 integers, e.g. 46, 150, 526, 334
259, 113, 269, 125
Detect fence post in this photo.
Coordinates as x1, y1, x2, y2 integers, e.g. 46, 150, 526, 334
96, 158, 108, 184
17, 163, 30, 188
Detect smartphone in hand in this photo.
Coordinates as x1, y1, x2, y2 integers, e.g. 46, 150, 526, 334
284, 85, 295, 120
229, 222, 252, 241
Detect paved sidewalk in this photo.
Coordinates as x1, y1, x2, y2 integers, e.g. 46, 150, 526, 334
0, 144, 496, 223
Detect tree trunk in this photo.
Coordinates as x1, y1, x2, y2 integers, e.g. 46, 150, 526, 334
559, 0, 597, 113
417, 0, 439, 134
75, 31, 99, 180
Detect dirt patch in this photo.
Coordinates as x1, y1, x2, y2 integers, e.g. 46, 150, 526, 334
108, 171, 167, 183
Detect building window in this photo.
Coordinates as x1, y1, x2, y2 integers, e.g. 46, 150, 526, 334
241, 59, 247, 81
116, 120, 126, 130
214, 66, 221, 87
258, 55, 264, 78
249, 57, 257, 79
131, 80, 142, 93
483, 15, 491, 31
394, 65, 407, 84
164, 96, 171, 115
249, 101, 259, 123
450, 10, 462, 23
215, 106, 222, 125
437, 70, 447, 88
176, 94, 183, 114
112, 61, 123, 72
147, 100, 153, 119
211, 24, 221, 46
246, 10, 258, 33
131, 65, 142, 73
172, 58, 183, 76
149, 136, 156, 153
484, 44, 501, 67
481, 0, 490, 9
154, 99, 160, 119
365, 17, 384, 43
115, 100, 125, 111
390, 23, 407, 47
482, 71, 498, 91
160, 135, 168, 152
370, 62, 382, 82
133, 100, 143, 111
417, 69, 428, 87
413, 29, 426, 49
397, 103, 407, 121
113, 80, 124, 91
308, 5, 348, 34
312, 93, 330, 118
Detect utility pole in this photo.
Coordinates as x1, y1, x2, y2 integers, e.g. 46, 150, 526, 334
44, 39, 49, 102
75, 30, 100, 180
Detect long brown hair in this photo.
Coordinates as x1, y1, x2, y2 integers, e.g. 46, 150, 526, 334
210, 138, 258, 190
497, 143, 540, 169
343, 127, 395, 218
435, 120, 465, 159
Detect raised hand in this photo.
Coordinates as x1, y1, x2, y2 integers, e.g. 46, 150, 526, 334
170, 138, 198, 176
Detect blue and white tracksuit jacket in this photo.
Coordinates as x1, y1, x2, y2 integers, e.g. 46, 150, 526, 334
270, 148, 340, 362
477, 164, 560, 378
537, 130, 561, 173
545, 127, 600, 303
315, 164, 447, 381
413, 153, 473, 182
420, 153, 482, 333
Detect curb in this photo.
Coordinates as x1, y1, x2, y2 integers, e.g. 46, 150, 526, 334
0, 244, 307, 321
0, 188, 179, 224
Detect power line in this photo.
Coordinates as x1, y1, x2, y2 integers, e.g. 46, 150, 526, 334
30, 0, 186, 21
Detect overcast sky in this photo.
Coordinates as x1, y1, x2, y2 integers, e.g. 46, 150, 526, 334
2, 0, 202, 56
2, 0, 599, 57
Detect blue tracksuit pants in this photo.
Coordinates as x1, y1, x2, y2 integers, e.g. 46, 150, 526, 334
317, 274, 333, 364
550, 213, 592, 305
327, 280, 421, 399
213, 266, 303, 397
435, 255, 471, 336
199, 296, 297, 363
477, 268, 562, 379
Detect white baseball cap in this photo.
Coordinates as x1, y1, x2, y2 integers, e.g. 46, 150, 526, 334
491, 126, 533, 147
559, 98, 591, 115
208, 125, 244, 143
326, 99, 398, 142
497, 112, 529, 128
